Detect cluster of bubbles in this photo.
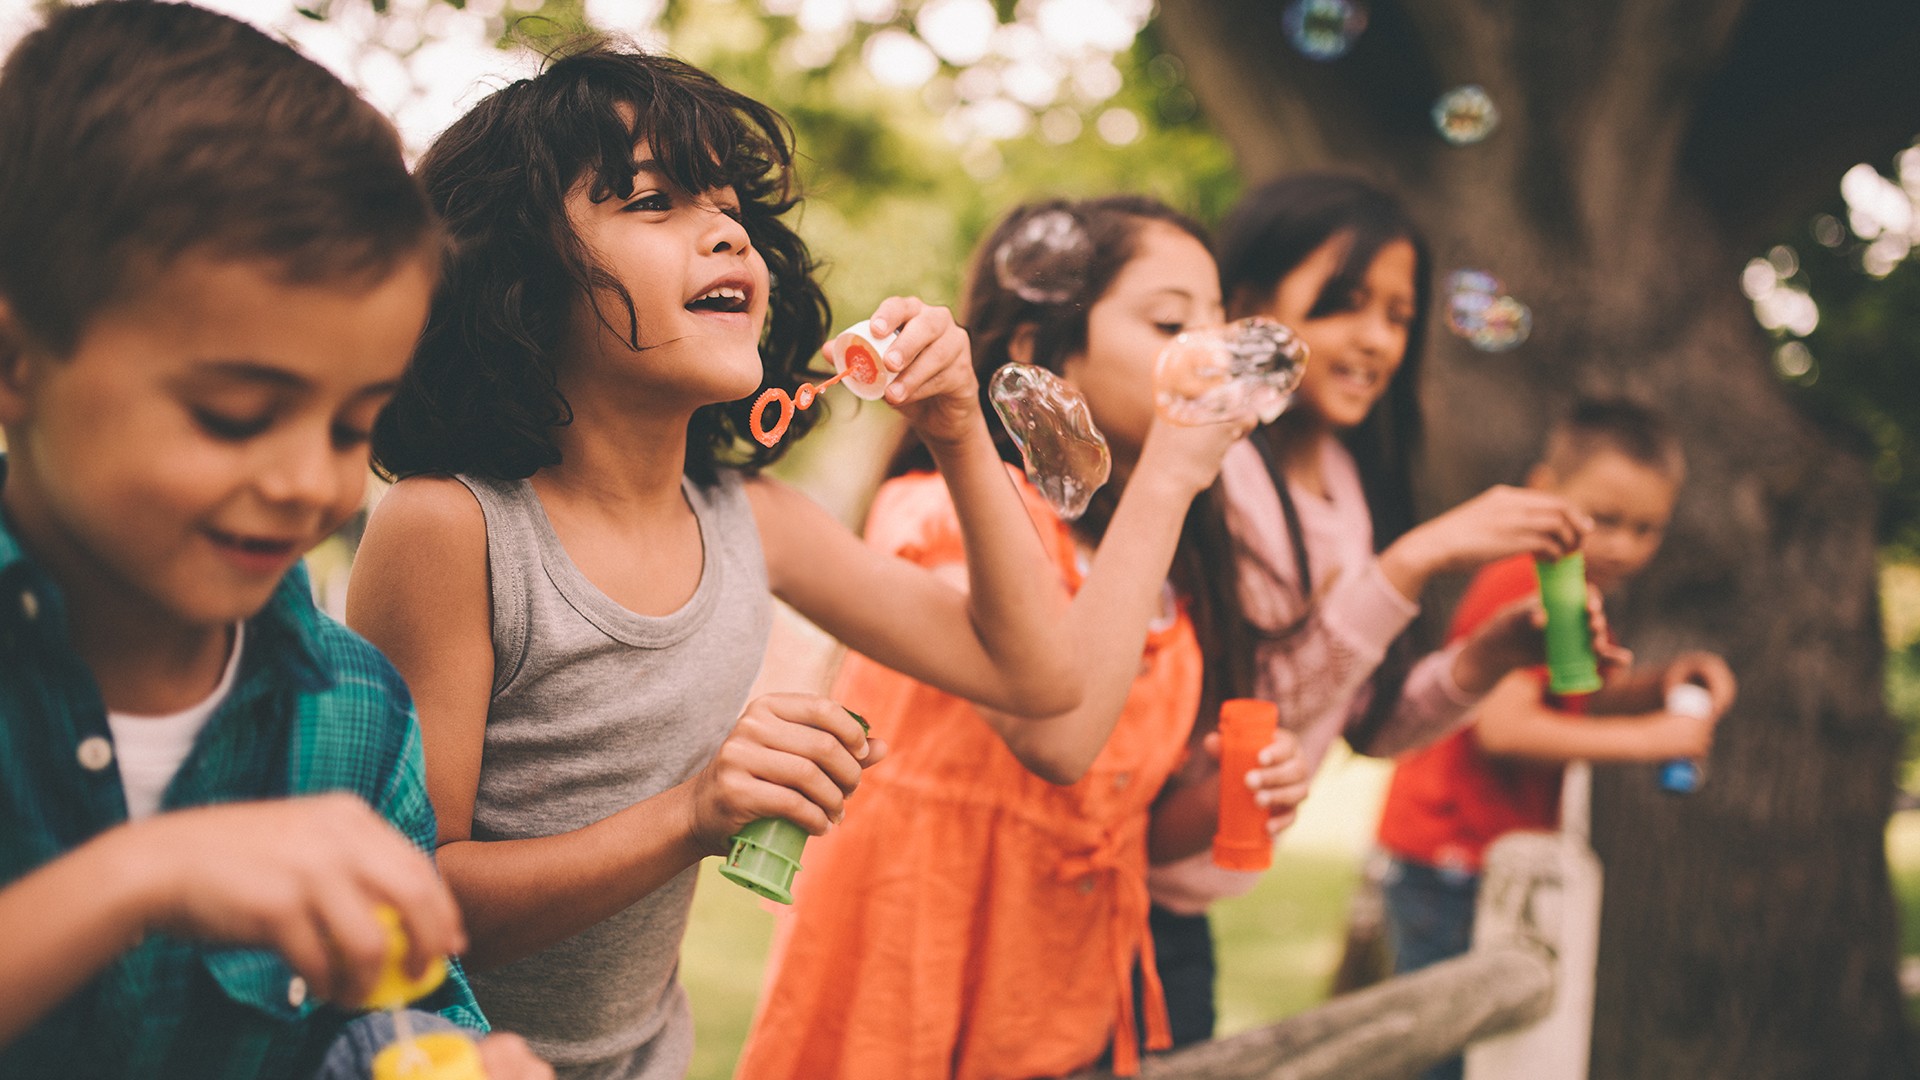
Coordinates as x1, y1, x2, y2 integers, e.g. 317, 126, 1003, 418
993, 208, 1095, 306
988, 364, 1111, 520
1445, 270, 1532, 352
1282, 0, 1367, 61
1431, 85, 1498, 145
1154, 318, 1308, 425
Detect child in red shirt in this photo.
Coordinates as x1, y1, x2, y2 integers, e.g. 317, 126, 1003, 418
1374, 399, 1737, 1080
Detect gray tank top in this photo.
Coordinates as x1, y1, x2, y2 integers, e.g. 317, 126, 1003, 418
454, 470, 770, 1079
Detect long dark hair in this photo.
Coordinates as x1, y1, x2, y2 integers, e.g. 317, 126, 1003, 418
372, 41, 830, 486
894, 195, 1256, 729
1215, 173, 1433, 751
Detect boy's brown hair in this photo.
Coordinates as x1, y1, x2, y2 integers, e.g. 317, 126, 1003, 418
1542, 397, 1686, 483
0, 0, 434, 355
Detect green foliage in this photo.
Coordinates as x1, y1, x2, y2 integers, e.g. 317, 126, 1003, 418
1771, 212, 1920, 558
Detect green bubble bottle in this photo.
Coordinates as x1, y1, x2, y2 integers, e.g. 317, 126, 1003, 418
1535, 553, 1603, 702
719, 710, 868, 905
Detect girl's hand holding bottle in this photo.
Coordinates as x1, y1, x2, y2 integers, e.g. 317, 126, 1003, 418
1377, 485, 1592, 601
856, 297, 980, 446
684, 694, 887, 854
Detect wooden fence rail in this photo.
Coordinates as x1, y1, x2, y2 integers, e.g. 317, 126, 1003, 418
1076, 833, 1571, 1080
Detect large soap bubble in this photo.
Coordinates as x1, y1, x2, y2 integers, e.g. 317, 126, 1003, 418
1282, 0, 1367, 61
993, 208, 1096, 306
988, 363, 1111, 521
1432, 85, 1499, 145
1154, 317, 1309, 426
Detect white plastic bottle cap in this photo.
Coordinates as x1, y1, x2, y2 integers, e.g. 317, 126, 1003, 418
1665, 682, 1714, 719
828, 320, 899, 401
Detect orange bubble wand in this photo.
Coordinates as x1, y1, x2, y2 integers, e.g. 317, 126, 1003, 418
748, 369, 850, 448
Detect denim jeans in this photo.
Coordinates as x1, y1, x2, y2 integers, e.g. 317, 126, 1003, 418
1381, 855, 1481, 1080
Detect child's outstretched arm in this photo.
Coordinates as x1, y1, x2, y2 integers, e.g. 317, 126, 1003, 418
0, 795, 464, 1045
350, 481, 882, 972
754, 297, 1078, 719
1588, 650, 1738, 715
1472, 668, 1723, 763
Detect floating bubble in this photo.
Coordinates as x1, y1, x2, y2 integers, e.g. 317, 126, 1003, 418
1444, 269, 1531, 351
988, 363, 1111, 521
1432, 85, 1498, 145
1444, 270, 1502, 338
1282, 0, 1367, 61
993, 209, 1095, 306
1154, 317, 1309, 426
1468, 295, 1532, 352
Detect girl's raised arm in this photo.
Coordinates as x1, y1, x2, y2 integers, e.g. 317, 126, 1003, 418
755, 296, 1080, 720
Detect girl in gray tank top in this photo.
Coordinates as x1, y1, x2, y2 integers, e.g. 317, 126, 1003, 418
352, 45, 1080, 1080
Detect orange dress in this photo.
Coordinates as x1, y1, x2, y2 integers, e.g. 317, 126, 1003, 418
736, 471, 1202, 1080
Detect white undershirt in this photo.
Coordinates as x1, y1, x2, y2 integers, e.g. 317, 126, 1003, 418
106, 624, 245, 821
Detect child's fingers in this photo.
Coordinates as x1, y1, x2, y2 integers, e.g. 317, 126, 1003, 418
724, 730, 857, 820
310, 879, 389, 1006
269, 908, 338, 1008
877, 301, 954, 373
865, 296, 925, 342
1265, 809, 1300, 837
476, 1033, 556, 1080
739, 717, 867, 796
752, 693, 872, 759
886, 341, 974, 406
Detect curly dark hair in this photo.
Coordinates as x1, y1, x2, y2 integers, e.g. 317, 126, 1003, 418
372, 41, 831, 486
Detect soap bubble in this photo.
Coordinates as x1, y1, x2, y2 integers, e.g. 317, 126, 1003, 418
1432, 85, 1498, 145
988, 363, 1111, 520
1445, 269, 1532, 351
1282, 0, 1366, 61
1444, 270, 1502, 338
993, 208, 1095, 306
1154, 317, 1309, 426
1469, 295, 1532, 351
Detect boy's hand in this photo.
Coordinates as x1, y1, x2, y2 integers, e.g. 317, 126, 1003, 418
1650, 704, 1721, 758
862, 297, 978, 446
685, 693, 887, 854
124, 793, 464, 1009
476, 1032, 554, 1079
1202, 726, 1312, 837
1663, 652, 1737, 717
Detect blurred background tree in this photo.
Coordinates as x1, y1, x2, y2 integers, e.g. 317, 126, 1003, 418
30, 0, 1915, 1074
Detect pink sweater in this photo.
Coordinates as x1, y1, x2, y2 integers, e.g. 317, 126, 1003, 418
1147, 438, 1481, 913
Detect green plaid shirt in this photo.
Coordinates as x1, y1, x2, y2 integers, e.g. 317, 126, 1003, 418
0, 496, 486, 1078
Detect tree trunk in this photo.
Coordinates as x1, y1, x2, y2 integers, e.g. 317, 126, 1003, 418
1157, 1, 1920, 1075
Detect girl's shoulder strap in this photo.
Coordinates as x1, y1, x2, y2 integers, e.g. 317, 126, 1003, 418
450, 473, 535, 698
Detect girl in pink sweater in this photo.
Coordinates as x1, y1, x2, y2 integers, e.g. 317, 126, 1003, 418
1146, 173, 1591, 1046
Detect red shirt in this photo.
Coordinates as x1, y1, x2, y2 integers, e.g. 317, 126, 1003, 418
1375, 554, 1565, 872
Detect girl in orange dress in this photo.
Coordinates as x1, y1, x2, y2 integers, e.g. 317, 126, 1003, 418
737, 196, 1314, 1080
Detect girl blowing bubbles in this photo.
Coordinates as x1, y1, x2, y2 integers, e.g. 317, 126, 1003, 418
346, 45, 1077, 1080
738, 197, 1309, 1080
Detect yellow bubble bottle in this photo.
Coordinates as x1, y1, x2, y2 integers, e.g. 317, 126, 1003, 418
363, 906, 484, 1080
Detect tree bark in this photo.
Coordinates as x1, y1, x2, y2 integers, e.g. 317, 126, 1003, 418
1157, 1, 1918, 1075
